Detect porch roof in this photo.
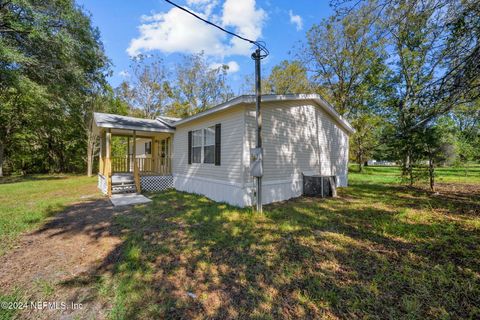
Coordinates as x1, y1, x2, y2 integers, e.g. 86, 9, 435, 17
93, 112, 175, 134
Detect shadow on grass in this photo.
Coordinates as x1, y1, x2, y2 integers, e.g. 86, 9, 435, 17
32, 200, 127, 239
348, 180, 480, 217
56, 187, 480, 318
17, 183, 480, 319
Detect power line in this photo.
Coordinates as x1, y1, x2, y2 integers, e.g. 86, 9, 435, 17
164, 0, 267, 213
163, 0, 269, 58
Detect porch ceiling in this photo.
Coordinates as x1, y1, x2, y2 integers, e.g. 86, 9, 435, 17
94, 112, 175, 135
108, 128, 172, 138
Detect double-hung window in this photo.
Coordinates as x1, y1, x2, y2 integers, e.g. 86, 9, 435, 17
203, 126, 215, 164
190, 126, 216, 164
192, 130, 203, 163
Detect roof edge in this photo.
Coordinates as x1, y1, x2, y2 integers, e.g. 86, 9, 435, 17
173, 94, 355, 134
93, 112, 175, 133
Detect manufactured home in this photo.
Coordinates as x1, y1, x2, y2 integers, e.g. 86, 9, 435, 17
93, 94, 354, 207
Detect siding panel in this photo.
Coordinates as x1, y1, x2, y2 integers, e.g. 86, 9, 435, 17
244, 100, 349, 187
173, 107, 245, 184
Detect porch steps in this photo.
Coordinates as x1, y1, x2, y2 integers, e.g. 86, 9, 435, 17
111, 173, 137, 195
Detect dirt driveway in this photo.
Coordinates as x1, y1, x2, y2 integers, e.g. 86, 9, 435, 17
0, 198, 129, 319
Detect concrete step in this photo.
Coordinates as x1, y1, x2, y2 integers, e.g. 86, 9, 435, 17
112, 174, 134, 184
112, 183, 136, 194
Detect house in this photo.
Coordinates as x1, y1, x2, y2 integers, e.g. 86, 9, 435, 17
93, 94, 354, 207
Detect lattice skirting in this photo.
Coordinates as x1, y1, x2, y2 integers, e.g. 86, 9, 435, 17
98, 174, 107, 195
141, 175, 173, 192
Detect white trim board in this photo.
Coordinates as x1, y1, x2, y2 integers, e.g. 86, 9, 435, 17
173, 94, 355, 134
173, 173, 243, 188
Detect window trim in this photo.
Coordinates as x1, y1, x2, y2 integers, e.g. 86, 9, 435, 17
191, 129, 203, 164
190, 126, 216, 164
203, 126, 215, 164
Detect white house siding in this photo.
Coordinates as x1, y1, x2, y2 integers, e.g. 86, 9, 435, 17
316, 107, 349, 187
129, 138, 151, 158
243, 100, 349, 205
172, 106, 248, 206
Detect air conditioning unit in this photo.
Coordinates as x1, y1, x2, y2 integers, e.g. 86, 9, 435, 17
302, 174, 337, 197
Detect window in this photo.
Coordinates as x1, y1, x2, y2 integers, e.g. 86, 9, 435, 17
190, 126, 216, 164
192, 130, 202, 163
145, 142, 151, 155
203, 126, 215, 163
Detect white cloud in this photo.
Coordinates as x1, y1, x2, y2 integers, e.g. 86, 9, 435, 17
186, 0, 218, 16
210, 60, 240, 73
127, 0, 266, 58
119, 70, 130, 78
226, 60, 240, 73
222, 0, 266, 55
127, 7, 225, 56
187, 0, 211, 5
289, 10, 303, 31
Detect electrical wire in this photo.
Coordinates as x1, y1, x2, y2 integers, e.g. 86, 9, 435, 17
163, 0, 269, 59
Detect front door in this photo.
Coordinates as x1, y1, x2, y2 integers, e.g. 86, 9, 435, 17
159, 137, 171, 174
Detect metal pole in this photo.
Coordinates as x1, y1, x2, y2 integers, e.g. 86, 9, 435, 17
253, 48, 262, 213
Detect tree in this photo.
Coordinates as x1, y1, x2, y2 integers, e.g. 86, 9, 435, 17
118, 53, 234, 118
167, 53, 234, 117
120, 55, 170, 119
421, 123, 456, 191
452, 100, 480, 166
84, 90, 128, 177
0, 77, 48, 176
331, 0, 480, 186
349, 114, 382, 172
0, 0, 110, 175
263, 60, 312, 94
301, 3, 388, 118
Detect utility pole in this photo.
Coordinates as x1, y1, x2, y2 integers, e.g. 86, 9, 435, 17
252, 48, 263, 213
162, 0, 269, 212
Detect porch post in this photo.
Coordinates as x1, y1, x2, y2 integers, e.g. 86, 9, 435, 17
133, 130, 136, 163
127, 136, 130, 173
169, 136, 172, 174
152, 137, 158, 173
133, 130, 141, 193
99, 130, 104, 175
106, 129, 112, 196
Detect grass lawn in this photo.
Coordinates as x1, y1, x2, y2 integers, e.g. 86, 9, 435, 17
97, 166, 479, 319
0, 174, 98, 256
349, 164, 480, 184
0, 167, 479, 319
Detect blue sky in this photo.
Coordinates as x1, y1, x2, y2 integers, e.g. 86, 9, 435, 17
77, 0, 332, 92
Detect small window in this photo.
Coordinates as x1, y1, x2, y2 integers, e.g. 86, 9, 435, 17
203, 126, 215, 164
145, 142, 151, 155
192, 130, 202, 163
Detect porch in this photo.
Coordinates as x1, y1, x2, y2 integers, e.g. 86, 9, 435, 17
94, 112, 176, 197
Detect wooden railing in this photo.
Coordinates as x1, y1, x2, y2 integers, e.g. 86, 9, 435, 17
136, 157, 152, 172
110, 156, 171, 175
112, 156, 132, 173
154, 158, 171, 175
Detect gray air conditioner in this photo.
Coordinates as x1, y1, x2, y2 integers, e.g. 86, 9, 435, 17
302, 174, 337, 197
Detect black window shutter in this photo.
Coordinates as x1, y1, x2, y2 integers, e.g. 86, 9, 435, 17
215, 123, 221, 166
188, 131, 192, 164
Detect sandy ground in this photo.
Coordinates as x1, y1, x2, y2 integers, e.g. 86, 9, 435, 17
0, 198, 129, 320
